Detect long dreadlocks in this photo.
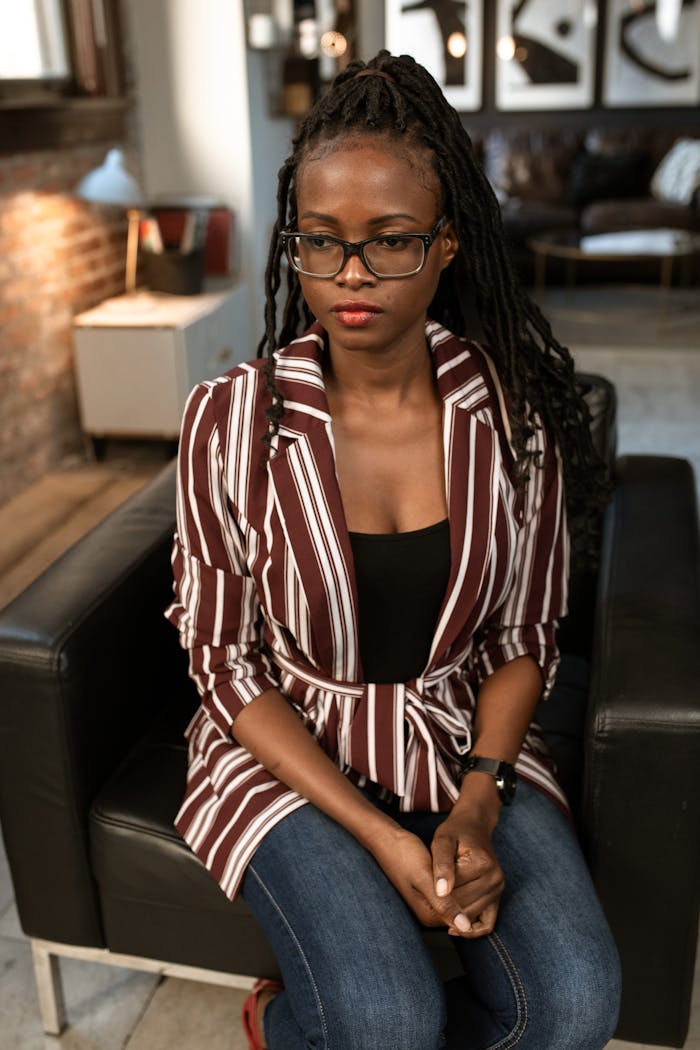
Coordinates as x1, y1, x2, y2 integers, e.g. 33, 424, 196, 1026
256, 50, 608, 566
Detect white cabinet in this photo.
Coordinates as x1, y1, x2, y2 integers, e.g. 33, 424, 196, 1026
72, 286, 247, 439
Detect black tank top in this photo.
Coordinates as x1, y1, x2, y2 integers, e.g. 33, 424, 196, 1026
348, 520, 451, 684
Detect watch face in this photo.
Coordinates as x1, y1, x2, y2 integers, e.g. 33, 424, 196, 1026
500, 764, 517, 804
464, 755, 517, 804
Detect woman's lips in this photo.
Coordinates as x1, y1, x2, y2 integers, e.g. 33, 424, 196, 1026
332, 301, 383, 327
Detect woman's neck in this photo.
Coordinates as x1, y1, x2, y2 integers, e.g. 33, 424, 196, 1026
323, 333, 435, 412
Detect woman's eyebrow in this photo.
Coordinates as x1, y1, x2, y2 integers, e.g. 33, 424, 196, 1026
299, 211, 420, 224
298, 211, 338, 222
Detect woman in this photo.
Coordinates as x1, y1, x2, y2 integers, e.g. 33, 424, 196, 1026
166, 51, 620, 1050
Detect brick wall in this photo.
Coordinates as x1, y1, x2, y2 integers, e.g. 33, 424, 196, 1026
0, 146, 136, 505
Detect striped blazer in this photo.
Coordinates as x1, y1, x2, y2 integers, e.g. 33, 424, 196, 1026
165, 320, 570, 901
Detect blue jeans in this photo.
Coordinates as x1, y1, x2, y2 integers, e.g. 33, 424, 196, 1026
241, 781, 621, 1050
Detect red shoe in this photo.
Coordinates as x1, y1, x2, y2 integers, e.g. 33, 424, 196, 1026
241, 978, 284, 1049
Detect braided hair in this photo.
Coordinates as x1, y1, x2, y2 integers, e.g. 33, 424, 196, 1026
257, 50, 608, 566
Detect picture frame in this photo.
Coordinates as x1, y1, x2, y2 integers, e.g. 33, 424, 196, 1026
603, 0, 700, 107
495, 0, 596, 111
384, 0, 483, 112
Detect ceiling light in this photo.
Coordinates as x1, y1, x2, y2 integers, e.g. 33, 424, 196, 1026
320, 30, 347, 57
447, 32, 467, 59
496, 35, 516, 61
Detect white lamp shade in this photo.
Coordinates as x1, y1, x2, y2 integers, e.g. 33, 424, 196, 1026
75, 148, 144, 207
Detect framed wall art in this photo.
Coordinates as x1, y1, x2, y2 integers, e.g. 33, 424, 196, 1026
603, 0, 700, 107
495, 0, 597, 111
384, 0, 483, 111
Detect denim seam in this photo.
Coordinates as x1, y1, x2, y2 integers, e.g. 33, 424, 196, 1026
248, 863, 330, 1048
484, 932, 528, 1050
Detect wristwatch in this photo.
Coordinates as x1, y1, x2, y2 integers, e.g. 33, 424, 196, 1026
461, 755, 517, 805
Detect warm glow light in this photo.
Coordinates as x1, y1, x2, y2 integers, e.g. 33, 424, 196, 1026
447, 32, 467, 59
320, 30, 348, 57
496, 35, 516, 61
514, 46, 528, 62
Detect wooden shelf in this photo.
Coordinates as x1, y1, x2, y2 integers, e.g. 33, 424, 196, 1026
0, 97, 129, 153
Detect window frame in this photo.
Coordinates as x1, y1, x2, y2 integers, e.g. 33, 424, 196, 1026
0, 0, 128, 153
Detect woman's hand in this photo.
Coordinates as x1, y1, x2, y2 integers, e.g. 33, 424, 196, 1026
430, 805, 505, 939
368, 826, 473, 935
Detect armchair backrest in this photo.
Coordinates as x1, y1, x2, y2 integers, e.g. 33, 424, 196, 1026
575, 372, 617, 478
555, 373, 617, 658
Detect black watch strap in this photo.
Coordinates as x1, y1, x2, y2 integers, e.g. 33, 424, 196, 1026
462, 754, 517, 805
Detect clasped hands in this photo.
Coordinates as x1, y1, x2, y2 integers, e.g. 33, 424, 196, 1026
371, 811, 504, 939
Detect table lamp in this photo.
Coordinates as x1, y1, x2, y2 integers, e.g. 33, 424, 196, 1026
75, 148, 145, 294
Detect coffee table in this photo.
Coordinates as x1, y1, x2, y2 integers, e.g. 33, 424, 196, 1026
528, 228, 700, 326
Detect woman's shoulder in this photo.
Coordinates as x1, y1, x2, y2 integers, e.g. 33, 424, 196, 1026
188, 324, 324, 409
455, 336, 555, 467
184, 357, 268, 411
427, 320, 501, 398
465, 341, 510, 419
178, 359, 272, 459
435, 327, 511, 430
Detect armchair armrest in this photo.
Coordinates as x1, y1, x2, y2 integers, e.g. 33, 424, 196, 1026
0, 460, 192, 947
583, 454, 700, 1047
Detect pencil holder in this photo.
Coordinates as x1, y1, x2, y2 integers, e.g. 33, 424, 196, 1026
142, 248, 205, 295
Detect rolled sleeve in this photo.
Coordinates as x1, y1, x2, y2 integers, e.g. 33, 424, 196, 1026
474, 427, 570, 700
164, 381, 277, 734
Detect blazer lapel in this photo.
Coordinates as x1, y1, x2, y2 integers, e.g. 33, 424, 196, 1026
267, 326, 361, 682
425, 323, 515, 668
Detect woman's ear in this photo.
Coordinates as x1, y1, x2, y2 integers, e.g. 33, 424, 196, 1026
439, 220, 459, 271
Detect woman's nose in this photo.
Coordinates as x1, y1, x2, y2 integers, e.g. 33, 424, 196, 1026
335, 250, 375, 286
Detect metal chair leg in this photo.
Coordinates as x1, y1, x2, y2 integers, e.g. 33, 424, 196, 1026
31, 940, 66, 1035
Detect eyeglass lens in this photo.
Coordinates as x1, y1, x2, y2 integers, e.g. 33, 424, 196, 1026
288, 235, 425, 277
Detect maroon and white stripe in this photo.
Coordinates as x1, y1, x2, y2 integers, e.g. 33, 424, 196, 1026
165, 320, 570, 900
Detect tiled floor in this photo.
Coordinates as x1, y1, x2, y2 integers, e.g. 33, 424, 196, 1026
0, 285, 699, 1048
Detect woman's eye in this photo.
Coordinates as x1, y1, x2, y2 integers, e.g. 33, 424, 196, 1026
376, 236, 409, 251
308, 236, 335, 250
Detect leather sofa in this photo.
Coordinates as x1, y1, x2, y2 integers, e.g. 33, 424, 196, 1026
0, 374, 698, 1048
472, 126, 700, 281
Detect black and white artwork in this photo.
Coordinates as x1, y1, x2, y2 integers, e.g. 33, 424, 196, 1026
603, 0, 700, 107
495, 0, 596, 110
385, 0, 483, 111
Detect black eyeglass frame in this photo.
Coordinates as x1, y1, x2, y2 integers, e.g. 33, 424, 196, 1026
280, 216, 448, 279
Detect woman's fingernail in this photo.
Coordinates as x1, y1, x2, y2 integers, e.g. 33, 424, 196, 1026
436, 877, 449, 897
454, 913, 472, 932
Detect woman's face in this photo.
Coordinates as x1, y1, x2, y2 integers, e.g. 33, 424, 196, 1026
293, 134, 458, 358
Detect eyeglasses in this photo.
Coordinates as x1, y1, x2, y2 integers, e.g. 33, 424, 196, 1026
280, 217, 447, 279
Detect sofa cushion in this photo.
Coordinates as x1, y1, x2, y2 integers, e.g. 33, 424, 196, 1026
89, 702, 282, 977
581, 197, 700, 233
566, 150, 650, 208
651, 138, 700, 205
499, 198, 578, 247
483, 128, 583, 204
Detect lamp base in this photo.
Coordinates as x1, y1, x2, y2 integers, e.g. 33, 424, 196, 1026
125, 208, 142, 294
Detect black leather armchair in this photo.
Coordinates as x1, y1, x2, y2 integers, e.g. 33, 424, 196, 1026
0, 374, 698, 1048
